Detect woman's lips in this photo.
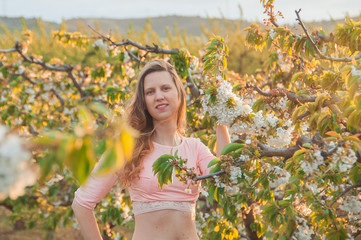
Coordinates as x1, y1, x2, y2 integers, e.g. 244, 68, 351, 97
156, 104, 168, 110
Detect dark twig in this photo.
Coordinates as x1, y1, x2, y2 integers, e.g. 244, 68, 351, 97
89, 25, 179, 55
67, 70, 86, 98
50, 88, 65, 107
28, 124, 39, 136
330, 181, 361, 206
114, 39, 179, 55
125, 48, 145, 64
296, 96, 340, 121
321, 141, 345, 157
21, 72, 36, 85
196, 170, 226, 181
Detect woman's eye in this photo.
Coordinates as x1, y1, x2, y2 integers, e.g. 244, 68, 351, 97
146, 90, 153, 95
163, 87, 170, 91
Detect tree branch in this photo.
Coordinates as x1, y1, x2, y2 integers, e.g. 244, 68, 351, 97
254, 86, 316, 104
9, 42, 87, 98
50, 88, 65, 107
186, 74, 200, 99
0, 47, 17, 53
242, 207, 263, 240
258, 135, 313, 159
195, 170, 226, 181
66, 70, 86, 98
20, 72, 36, 85
89, 25, 179, 55
295, 9, 361, 62
296, 96, 340, 121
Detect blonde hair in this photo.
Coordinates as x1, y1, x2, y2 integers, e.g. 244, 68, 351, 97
120, 59, 186, 187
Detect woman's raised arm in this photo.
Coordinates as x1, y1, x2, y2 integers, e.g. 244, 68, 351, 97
216, 124, 231, 157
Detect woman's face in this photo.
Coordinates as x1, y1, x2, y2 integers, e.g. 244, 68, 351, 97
143, 71, 180, 124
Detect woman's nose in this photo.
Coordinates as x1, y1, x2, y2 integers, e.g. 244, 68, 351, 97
155, 91, 164, 100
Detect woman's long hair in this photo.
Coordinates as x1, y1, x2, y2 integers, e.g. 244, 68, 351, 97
120, 59, 187, 187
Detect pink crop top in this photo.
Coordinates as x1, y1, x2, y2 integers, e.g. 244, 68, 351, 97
74, 137, 215, 215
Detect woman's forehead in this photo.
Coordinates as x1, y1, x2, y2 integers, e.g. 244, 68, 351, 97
143, 71, 174, 88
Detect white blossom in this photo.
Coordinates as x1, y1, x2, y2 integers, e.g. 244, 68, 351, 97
269, 29, 276, 39
199, 185, 209, 197
25, 88, 35, 95
294, 198, 312, 216
15, 65, 25, 75
188, 56, 199, 73
292, 217, 314, 240
340, 196, 361, 213
269, 166, 290, 190
270, 96, 288, 111
266, 112, 278, 128
0, 126, 37, 200
229, 166, 243, 184
125, 64, 135, 78
266, 126, 294, 148
213, 176, 225, 188
350, 66, 361, 77
93, 39, 109, 51
300, 150, 324, 175
123, 51, 130, 63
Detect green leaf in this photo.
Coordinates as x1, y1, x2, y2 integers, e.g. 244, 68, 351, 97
210, 165, 221, 174
221, 143, 244, 155
207, 158, 220, 168
152, 154, 173, 173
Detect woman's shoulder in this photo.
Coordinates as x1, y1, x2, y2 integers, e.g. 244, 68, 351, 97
182, 136, 205, 148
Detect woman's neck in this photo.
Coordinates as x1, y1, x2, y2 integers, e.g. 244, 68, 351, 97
152, 121, 182, 146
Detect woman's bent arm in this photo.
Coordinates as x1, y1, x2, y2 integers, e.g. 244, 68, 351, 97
72, 200, 103, 240
216, 124, 231, 157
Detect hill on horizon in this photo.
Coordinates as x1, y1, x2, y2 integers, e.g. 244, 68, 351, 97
0, 15, 360, 36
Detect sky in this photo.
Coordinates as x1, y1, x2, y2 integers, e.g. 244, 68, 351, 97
1, 0, 360, 24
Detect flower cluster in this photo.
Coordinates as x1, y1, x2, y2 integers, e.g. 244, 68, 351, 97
188, 56, 199, 74
201, 76, 296, 147
269, 96, 288, 111
340, 195, 361, 213
292, 217, 314, 240
0, 125, 37, 200
300, 150, 324, 175
201, 78, 252, 126
229, 166, 243, 184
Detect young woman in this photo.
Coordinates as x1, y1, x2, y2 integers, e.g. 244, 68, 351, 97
72, 59, 230, 240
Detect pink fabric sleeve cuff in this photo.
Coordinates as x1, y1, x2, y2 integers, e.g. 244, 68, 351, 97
196, 138, 216, 176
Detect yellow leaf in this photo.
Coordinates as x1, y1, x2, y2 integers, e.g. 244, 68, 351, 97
344, 136, 361, 142
115, 138, 125, 169
325, 131, 342, 140
121, 130, 135, 161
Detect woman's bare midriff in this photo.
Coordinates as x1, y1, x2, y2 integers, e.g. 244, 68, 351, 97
132, 209, 199, 240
